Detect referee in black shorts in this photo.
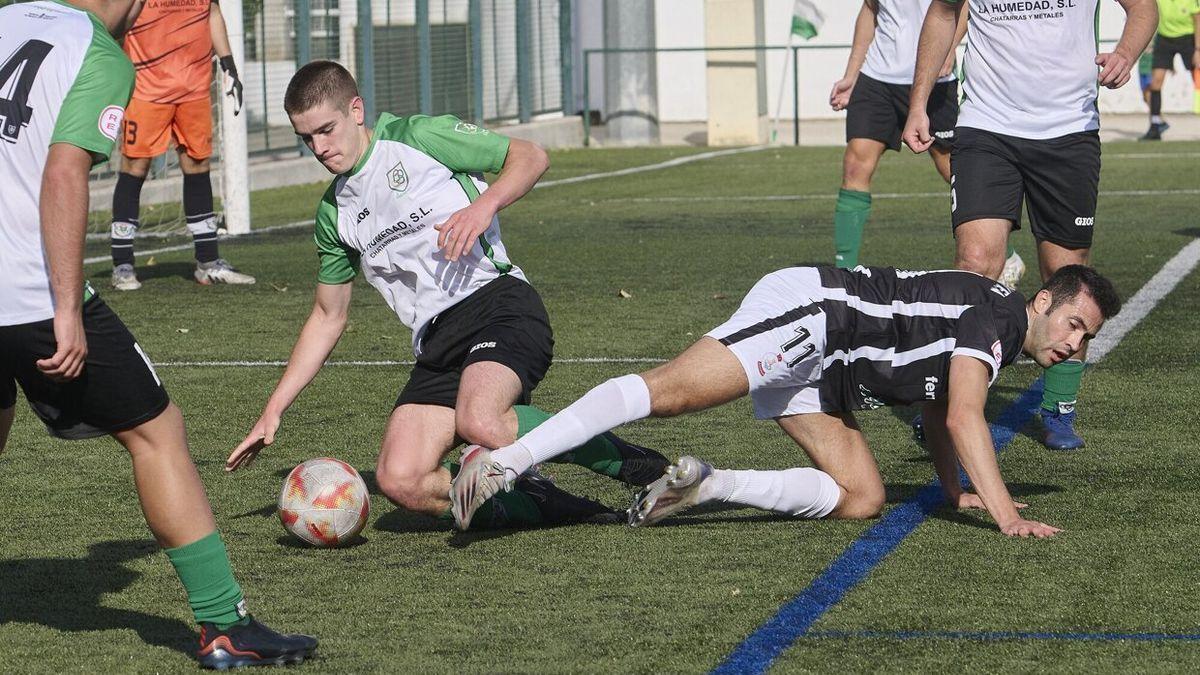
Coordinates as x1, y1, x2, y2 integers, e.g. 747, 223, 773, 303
1142, 0, 1200, 140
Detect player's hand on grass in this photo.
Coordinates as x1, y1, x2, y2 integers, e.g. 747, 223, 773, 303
36, 311, 87, 382
999, 518, 1061, 538
952, 491, 1027, 511
830, 76, 856, 111
435, 202, 497, 263
227, 412, 281, 471
1095, 50, 1134, 89
901, 110, 933, 154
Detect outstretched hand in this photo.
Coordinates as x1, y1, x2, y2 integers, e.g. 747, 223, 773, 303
226, 412, 281, 471
952, 491, 1028, 511
1000, 518, 1062, 538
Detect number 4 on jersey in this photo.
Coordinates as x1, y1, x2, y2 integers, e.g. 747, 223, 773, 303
0, 39, 53, 143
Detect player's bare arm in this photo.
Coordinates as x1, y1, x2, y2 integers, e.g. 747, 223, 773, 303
923, 398, 1029, 512
1097, 0, 1158, 88
902, 0, 959, 153
227, 281, 353, 471
830, 1, 877, 111
945, 355, 1060, 538
435, 137, 549, 262
36, 143, 93, 383
940, 0, 969, 78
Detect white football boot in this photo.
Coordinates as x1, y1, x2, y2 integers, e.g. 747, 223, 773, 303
999, 251, 1026, 291
628, 455, 714, 527
111, 263, 142, 291
449, 445, 516, 531
195, 258, 256, 285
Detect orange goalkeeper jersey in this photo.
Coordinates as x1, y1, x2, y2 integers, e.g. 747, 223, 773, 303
123, 0, 215, 104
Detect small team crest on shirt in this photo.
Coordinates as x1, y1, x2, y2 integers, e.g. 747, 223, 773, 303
98, 106, 124, 141
454, 121, 484, 135
387, 161, 409, 192
991, 340, 1003, 365
757, 352, 782, 376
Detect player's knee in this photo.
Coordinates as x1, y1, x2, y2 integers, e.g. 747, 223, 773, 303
454, 413, 511, 450
375, 465, 429, 512
955, 244, 1003, 279
842, 156, 875, 189
832, 485, 884, 520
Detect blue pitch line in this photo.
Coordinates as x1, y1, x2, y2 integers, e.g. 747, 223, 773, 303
712, 381, 1046, 675
805, 629, 1200, 643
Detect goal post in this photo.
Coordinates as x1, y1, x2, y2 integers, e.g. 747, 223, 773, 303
219, 0, 251, 236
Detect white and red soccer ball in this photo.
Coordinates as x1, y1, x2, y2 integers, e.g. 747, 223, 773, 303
278, 458, 370, 547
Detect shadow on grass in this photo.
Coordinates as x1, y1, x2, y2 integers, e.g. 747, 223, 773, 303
0, 539, 195, 656
89, 261, 198, 284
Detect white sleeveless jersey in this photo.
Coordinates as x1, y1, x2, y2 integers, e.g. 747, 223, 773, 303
862, 0, 956, 85
951, 0, 1102, 139
0, 0, 133, 325
314, 113, 526, 356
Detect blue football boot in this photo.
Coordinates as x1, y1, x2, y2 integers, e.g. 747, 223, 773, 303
1041, 403, 1084, 450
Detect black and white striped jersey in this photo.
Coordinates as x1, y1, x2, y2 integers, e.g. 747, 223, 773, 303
812, 266, 1027, 411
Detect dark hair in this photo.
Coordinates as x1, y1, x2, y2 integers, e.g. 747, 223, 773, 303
1035, 264, 1121, 319
284, 60, 359, 115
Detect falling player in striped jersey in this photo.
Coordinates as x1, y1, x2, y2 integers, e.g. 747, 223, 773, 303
452, 265, 1120, 538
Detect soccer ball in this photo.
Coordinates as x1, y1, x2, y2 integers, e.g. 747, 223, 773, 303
278, 458, 370, 547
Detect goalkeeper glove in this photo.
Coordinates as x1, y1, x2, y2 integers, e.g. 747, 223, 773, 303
219, 55, 243, 116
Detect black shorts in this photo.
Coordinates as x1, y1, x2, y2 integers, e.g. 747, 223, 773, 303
1152, 33, 1196, 71
846, 74, 959, 151
0, 297, 170, 439
395, 275, 554, 409
950, 127, 1100, 249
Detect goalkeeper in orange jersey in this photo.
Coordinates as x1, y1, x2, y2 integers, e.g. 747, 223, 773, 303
109, 0, 255, 289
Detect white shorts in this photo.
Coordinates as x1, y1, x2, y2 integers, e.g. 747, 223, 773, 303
705, 267, 830, 420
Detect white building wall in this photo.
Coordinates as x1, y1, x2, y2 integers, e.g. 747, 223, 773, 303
649, 0, 1191, 122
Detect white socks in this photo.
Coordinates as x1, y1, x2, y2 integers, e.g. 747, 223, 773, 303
700, 467, 841, 519
492, 374, 652, 477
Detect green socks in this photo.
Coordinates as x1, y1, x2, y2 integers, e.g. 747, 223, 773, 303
516, 405, 623, 478
164, 532, 247, 629
833, 188, 871, 269
1042, 359, 1085, 413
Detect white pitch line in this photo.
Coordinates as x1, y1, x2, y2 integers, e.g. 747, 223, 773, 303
86, 148, 769, 265
154, 357, 669, 368
1088, 237, 1200, 363
83, 219, 314, 265
535, 146, 768, 188
615, 187, 1200, 204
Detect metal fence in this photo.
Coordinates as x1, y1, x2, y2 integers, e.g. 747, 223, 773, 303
242, 0, 572, 156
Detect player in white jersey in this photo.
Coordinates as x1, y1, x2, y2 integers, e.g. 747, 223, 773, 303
0, 0, 314, 667
452, 265, 1121, 538
829, 1, 1028, 280
227, 61, 669, 529
901, 0, 1156, 450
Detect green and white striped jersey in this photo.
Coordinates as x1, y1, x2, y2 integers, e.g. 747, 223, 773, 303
0, 0, 134, 326
314, 113, 526, 355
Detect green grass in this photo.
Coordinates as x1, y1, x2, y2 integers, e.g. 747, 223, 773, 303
4, 142, 1200, 672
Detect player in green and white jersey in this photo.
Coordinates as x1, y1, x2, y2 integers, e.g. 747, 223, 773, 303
0, 0, 315, 667
227, 61, 669, 528
902, 0, 1157, 450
